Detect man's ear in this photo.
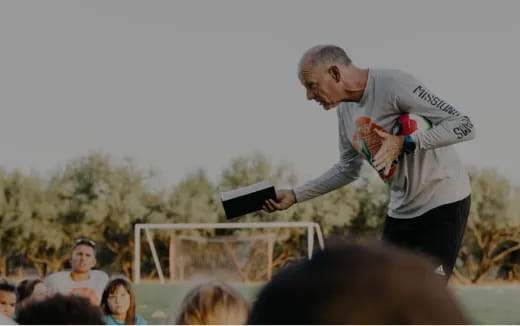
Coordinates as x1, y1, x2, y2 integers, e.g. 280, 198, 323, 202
92, 257, 97, 268
328, 66, 341, 82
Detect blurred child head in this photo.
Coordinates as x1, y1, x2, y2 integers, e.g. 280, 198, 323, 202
16, 278, 48, 314
176, 280, 249, 325
249, 242, 468, 324
0, 279, 16, 319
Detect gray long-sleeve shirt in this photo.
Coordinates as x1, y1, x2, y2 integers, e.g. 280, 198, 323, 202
293, 69, 475, 219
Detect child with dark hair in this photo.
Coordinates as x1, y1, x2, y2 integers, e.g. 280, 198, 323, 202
100, 278, 147, 325
0, 279, 16, 320
16, 293, 105, 324
249, 242, 468, 324
15, 278, 48, 316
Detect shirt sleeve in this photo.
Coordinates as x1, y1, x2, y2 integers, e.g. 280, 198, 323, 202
94, 270, 109, 297
393, 71, 476, 150
43, 274, 57, 295
293, 115, 363, 202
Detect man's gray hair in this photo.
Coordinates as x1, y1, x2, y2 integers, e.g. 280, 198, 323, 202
298, 45, 352, 78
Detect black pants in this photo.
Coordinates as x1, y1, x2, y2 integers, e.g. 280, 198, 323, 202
382, 195, 471, 279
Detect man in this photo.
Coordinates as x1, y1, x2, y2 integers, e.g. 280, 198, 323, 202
0, 279, 16, 320
44, 238, 108, 305
263, 45, 475, 279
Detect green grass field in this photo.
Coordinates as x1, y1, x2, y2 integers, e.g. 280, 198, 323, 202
134, 283, 520, 324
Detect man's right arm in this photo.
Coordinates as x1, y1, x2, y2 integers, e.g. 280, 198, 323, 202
263, 115, 363, 212
293, 117, 363, 202
293, 143, 363, 202
264, 145, 362, 213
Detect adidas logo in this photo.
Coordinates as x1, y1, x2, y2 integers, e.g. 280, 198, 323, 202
435, 265, 446, 276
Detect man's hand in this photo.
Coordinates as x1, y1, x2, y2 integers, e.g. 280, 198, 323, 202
262, 189, 297, 213
373, 129, 405, 176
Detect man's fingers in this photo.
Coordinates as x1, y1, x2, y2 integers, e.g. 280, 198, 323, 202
374, 141, 391, 162
263, 199, 280, 213
373, 148, 384, 164
373, 141, 389, 162
374, 152, 391, 171
375, 161, 387, 172
373, 147, 389, 167
384, 162, 391, 176
263, 200, 274, 212
269, 199, 281, 210
375, 161, 390, 175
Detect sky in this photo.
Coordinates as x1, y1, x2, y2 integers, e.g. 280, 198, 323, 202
0, 0, 519, 189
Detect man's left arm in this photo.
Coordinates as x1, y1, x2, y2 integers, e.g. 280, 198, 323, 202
393, 71, 476, 150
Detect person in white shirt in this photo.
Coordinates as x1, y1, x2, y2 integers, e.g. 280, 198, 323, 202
44, 238, 109, 305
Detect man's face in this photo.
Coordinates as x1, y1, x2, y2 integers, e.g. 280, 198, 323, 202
0, 290, 15, 318
71, 244, 96, 273
300, 63, 341, 110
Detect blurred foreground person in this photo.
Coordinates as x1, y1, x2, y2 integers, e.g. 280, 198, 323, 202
249, 243, 468, 324
16, 294, 105, 325
176, 280, 249, 325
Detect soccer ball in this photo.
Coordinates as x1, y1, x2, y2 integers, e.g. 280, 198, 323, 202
391, 113, 432, 136
373, 113, 432, 180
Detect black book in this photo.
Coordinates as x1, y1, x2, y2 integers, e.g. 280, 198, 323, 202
220, 181, 277, 219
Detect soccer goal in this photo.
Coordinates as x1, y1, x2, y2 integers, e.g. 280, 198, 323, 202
134, 222, 324, 284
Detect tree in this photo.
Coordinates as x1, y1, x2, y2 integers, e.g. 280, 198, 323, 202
454, 168, 520, 283
20, 174, 68, 277
0, 170, 38, 276
164, 169, 220, 227
47, 152, 165, 278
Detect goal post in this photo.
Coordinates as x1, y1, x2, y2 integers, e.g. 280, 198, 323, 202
134, 222, 325, 284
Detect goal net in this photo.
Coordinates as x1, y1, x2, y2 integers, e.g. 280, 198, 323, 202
134, 222, 324, 284
172, 233, 275, 282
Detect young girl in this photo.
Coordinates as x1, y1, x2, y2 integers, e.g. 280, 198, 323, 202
100, 278, 147, 325
176, 280, 249, 325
